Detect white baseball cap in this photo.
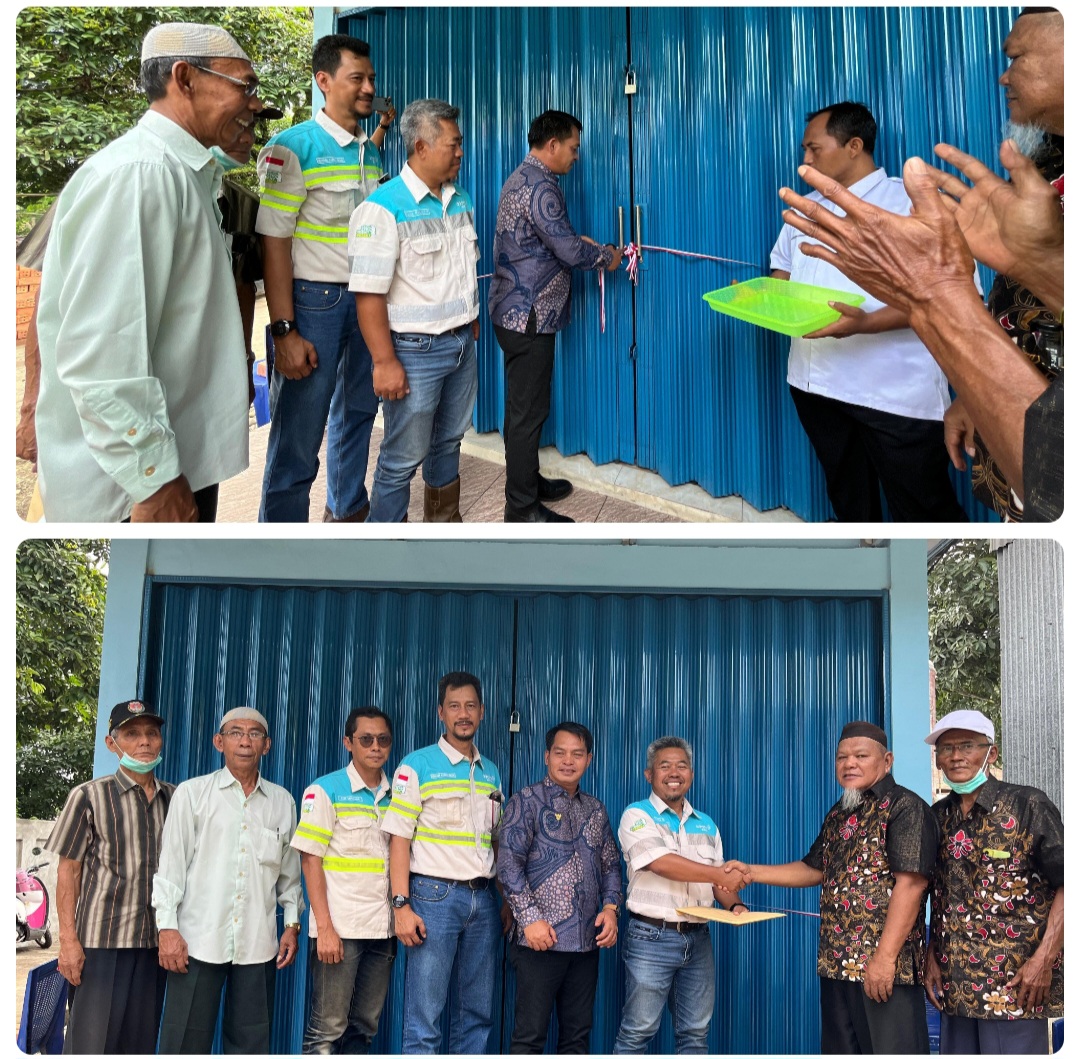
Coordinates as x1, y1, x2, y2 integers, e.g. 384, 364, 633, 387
925, 709, 995, 746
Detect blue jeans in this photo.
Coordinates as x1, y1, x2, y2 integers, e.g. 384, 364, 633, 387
260, 280, 377, 522
302, 937, 396, 1054
369, 326, 478, 522
401, 875, 501, 1054
613, 920, 715, 1054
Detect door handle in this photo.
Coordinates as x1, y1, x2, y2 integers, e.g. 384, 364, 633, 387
634, 204, 643, 258
617, 206, 625, 250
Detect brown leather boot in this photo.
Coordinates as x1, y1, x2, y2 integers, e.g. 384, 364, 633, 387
323, 503, 370, 523
424, 477, 463, 523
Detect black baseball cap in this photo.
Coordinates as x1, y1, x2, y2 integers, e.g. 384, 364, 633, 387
108, 700, 165, 730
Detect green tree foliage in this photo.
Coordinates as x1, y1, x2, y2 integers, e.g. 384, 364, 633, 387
15, 539, 109, 747
16, 728, 97, 820
928, 539, 1000, 739
16, 6, 313, 195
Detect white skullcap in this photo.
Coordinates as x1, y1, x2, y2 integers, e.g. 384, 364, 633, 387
925, 709, 995, 746
219, 707, 270, 734
142, 23, 250, 63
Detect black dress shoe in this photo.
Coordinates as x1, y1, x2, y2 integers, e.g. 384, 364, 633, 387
504, 502, 575, 523
537, 475, 574, 502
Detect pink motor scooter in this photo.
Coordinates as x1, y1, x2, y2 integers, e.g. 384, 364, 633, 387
15, 848, 52, 948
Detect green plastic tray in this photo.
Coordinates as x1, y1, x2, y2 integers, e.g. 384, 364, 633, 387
703, 277, 866, 337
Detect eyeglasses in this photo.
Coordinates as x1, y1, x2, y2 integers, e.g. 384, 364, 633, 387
442, 702, 481, 714
221, 729, 267, 742
190, 63, 261, 99
935, 741, 991, 757
353, 734, 392, 748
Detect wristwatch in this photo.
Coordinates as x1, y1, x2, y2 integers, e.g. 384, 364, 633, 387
270, 318, 297, 338
284, 921, 301, 931
392, 894, 410, 909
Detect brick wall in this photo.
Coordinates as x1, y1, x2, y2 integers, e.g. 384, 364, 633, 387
16, 267, 40, 342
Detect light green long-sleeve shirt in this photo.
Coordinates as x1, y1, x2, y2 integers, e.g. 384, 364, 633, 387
36, 109, 249, 521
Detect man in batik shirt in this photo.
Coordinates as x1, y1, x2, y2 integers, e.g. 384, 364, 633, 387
944, 8, 1064, 520
923, 709, 1063, 1054
497, 722, 622, 1053
721, 722, 939, 1054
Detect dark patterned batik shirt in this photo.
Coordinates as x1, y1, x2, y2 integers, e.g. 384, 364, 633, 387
497, 776, 622, 952
488, 154, 616, 334
929, 776, 1064, 1019
45, 768, 174, 949
973, 135, 1064, 521
803, 774, 938, 984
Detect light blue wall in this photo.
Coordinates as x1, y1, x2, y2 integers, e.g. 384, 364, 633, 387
99, 539, 930, 798
310, 7, 336, 111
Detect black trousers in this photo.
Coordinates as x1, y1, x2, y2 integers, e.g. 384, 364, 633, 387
940, 1012, 1051, 1054
63, 947, 166, 1054
495, 317, 558, 514
157, 956, 276, 1054
819, 977, 929, 1054
509, 945, 599, 1054
790, 387, 968, 522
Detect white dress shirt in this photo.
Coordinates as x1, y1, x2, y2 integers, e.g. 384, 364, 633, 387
153, 767, 303, 965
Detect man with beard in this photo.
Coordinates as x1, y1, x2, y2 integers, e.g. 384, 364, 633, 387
941, 7, 1063, 521
923, 710, 1063, 1054
721, 723, 939, 1054
380, 673, 503, 1052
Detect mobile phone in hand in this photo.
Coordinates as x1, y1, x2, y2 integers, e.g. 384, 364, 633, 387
373, 96, 392, 113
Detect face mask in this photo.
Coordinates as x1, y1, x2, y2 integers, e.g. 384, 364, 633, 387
118, 752, 162, 774
210, 146, 246, 173
943, 747, 992, 794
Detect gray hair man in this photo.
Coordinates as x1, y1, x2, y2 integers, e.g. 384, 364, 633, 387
35, 22, 262, 522
348, 99, 481, 523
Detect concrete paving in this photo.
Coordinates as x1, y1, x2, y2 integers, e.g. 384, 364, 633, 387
16, 294, 801, 524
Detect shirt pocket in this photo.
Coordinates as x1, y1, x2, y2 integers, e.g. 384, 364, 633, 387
427, 790, 468, 831
337, 814, 376, 855
326, 181, 364, 224
461, 228, 480, 272
402, 235, 442, 284
255, 826, 284, 867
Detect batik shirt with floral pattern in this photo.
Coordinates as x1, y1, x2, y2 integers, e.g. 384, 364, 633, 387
803, 774, 938, 984
929, 776, 1064, 1019
972, 135, 1064, 520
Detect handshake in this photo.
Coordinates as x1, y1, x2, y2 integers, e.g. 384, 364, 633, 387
711, 859, 754, 898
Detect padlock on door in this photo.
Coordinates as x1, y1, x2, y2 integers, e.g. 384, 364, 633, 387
624, 66, 637, 95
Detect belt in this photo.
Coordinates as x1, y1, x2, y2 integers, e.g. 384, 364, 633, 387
416, 873, 490, 890
295, 278, 349, 288
630, 913, 707, 933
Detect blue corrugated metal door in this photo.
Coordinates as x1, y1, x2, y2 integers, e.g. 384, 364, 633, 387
627, 6, 1011, 520
341, 6, 1009, 520
140, 578, 883, 1054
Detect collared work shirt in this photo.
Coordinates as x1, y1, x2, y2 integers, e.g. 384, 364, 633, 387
619, 792, 724, 922
35, 110, 250, 522
498, 776, 622, 952
929, 776, 1064, 1019
348, 162, 480, 335
771, 167, 955, 421
381, 736, 501, 880
291, 763, 393, 940
255, 109, 384, 284
488, 154, 615, 334
153, 768, 303, 966
45, 769, 174, 949
803, 774, 938, 985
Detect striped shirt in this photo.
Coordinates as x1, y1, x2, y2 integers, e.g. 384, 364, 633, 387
45, 768, 174, 949
348, 162, 481, 335
380, 736, 501, 880
291, 763, 393, 939
255, 109, 384, 283
618, 793, 724, 922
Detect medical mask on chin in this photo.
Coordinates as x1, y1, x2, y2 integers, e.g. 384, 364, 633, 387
211, 146, 246, 173
943, 747, 993, 795
118, 752, 162, 774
